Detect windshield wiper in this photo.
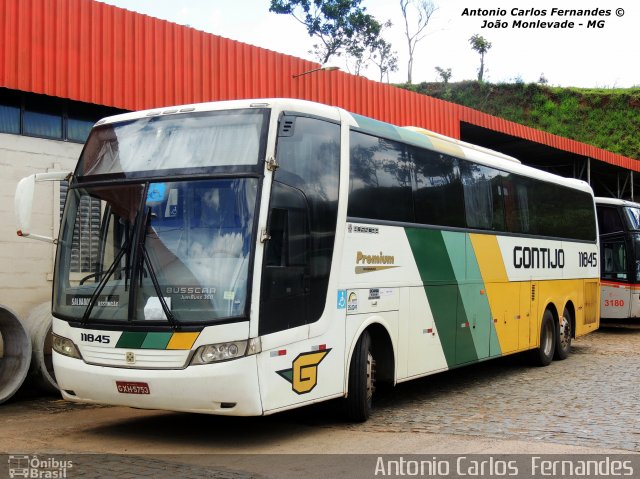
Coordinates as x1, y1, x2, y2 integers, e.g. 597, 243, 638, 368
81, 243, 129, 323
141, 245, 178, 329
139, 207, 178, 329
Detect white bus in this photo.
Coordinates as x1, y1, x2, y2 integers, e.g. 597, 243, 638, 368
16, 99, 600, 421
596, 197, 640, 319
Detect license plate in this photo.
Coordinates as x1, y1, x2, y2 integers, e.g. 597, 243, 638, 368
116, 381, 150, 395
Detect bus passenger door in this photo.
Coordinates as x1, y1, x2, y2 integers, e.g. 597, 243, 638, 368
600, 237, 632, 319
259, 182, 310, 334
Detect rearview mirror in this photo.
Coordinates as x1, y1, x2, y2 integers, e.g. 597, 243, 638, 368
15, 171, 72, 243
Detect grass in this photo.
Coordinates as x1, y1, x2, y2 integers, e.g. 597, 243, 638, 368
399, 81, 640, 160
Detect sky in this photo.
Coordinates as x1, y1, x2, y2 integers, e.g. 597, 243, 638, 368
98, 0, 640, 88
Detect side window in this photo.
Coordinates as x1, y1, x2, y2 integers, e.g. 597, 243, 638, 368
460, 161, 505, 231
597, 206, 624, 234
526, 178, 559, 236
348, 131, 414, 223
502, 174, 530, 234
259, 116, 340, 335
413, 148, 465, 228
568, 189, 597, 241
524, 177, 595, 240
602, 241, 628, 281
502, 174, 595, 240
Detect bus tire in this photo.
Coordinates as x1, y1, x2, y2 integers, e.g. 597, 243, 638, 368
555, 307, 572, 360
530, 309, 555, 367
344, 331, 375, 422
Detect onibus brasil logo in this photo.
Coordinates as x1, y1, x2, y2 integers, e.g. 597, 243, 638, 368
277, 349, 331, 394
8, 455, 73, 478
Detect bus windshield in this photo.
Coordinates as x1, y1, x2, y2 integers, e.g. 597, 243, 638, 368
623, 207, 640, 231
53, 178, 258, 324
77, 108, 268, 177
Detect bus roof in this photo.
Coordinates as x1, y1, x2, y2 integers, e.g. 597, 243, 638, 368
93, 98, 593, 196
402, 126, 522, 164
93, 98, 342, 126
595, 197, 640, 208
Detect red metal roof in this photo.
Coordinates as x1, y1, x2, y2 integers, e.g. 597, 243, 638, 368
1, 0, 638, 171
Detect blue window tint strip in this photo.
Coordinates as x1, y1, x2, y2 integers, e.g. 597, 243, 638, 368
0, 87, 126, 142
24, 110, 62, 139
67, 118, 94, 142
0, 104, 20, 134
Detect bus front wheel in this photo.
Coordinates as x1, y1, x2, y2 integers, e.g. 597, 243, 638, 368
345, 331, 376, 422
530, 309, 555, 367
555, 307, 572, 360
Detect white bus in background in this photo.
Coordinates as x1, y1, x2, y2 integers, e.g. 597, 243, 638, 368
596, 197, 640, 320
16, 99, 600, 421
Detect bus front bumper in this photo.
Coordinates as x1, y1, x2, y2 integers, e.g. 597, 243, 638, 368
53, 351, 263, 416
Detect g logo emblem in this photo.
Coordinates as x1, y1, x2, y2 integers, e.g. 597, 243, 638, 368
277, 349, 331, 394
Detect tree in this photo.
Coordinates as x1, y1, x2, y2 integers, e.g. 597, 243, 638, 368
344, 18, 388, 76
435, 66, 451, 84
400, 0, 438, 84
346, 20, 398, 81
370, 37, 399, 82
270, 0, 383, 65
469, 34, 492, 82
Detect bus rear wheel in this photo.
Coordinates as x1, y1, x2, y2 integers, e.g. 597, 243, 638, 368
555, 307, 572, 360
344, 331, 376, 422
530, 309, 555, 367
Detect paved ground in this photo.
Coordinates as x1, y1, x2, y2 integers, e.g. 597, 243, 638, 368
1, 321, 638, 478
347, 321, 640, 452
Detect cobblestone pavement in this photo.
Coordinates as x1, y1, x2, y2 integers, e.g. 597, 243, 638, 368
331, 322, 640, 452
2, 323, 639, 478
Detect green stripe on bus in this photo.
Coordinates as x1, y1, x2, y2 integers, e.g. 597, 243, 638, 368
463, 235, 501, 358
405, 228, 508, 367
351, 114, 402, 140
439, 231, 479, 365
405, 228, 464, 367
141, 332, 173, 349
115, 331, 147, 349
352, 113, 440, 152
405, 228, 457, 284
447, 234, 501, 360
453, 287, 478, 365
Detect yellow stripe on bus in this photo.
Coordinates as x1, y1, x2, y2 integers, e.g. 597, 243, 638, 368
166, 332, 200, 350
469, 234, 508, 282
469, 234, 520, 353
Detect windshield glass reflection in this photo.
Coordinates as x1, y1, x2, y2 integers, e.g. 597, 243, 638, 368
53, 178, 258, 324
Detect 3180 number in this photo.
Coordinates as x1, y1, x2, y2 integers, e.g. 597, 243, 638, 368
604, 299, 625, 307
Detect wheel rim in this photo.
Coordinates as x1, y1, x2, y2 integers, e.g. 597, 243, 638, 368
559, 315, 571, 350
542, 320, 554, 357
366, 351, 376, 403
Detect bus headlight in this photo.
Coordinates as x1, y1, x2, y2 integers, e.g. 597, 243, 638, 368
190, 338, 261, 365
52, 333, 82, 359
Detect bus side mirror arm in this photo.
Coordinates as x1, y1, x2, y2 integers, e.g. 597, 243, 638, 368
15, 171, 73, 243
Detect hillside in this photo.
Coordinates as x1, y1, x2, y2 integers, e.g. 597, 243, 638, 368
400, 81, 640, 161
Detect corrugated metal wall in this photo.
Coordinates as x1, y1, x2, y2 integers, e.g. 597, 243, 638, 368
1, 0, 637, 171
